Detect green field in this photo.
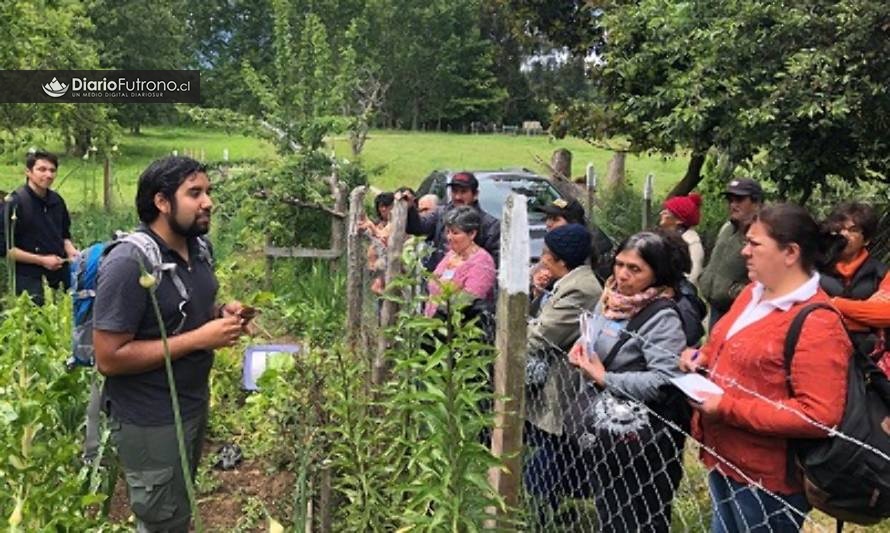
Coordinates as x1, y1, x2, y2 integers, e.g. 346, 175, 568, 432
0, 126, 277, 211
0, 126, 687, 212
331, 130, 689, 194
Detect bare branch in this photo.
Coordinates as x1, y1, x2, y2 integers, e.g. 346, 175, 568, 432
253, 189, 346, 219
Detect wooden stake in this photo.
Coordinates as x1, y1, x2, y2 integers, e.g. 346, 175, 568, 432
103, 157, 112, 212
488, 193, 530, 527
346, 186, 367, 351
372, 198, 408, 385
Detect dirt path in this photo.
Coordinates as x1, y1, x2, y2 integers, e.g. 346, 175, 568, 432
107, 443, 295, 532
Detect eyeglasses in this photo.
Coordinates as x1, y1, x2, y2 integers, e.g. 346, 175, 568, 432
725, 194, 749, 203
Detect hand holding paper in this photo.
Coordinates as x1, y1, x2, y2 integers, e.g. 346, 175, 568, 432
669, 373, 724, 404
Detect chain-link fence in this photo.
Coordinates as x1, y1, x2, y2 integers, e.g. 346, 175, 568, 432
353, 192, 889, 532
520, 317, 844, 532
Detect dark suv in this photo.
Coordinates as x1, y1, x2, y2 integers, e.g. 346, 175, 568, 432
416, 169, 564, 261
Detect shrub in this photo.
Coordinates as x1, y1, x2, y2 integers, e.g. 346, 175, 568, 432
0, 292, 106, 531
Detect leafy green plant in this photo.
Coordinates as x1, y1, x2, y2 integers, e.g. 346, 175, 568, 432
0, 292, 106, 531
593, 180, 647, 243
327, 263, 506, 531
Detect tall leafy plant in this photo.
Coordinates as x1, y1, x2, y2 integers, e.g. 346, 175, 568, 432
0, 292, 105, 530
328, 265, 506, 530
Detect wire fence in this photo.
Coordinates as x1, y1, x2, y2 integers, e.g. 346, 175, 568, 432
353, 195, 890, 532
524, 313, 834, 532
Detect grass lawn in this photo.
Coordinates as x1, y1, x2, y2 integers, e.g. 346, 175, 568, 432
329, 130, 689, 194
0, 126, 686, 213
0, 126, 277, 212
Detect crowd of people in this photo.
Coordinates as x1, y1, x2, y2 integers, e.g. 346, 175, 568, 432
364, 172, 888, 532
4, 150, 888, 532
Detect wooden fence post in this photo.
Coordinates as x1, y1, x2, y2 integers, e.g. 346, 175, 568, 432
488, 194, 530, 526
327, 170, 347, 257
586, 162, 597, 227
372, 198, 408, 385
642, 173, 654, 229
346, 186, 367, 351
605, 151, 626, 187
265, 237, 274, 290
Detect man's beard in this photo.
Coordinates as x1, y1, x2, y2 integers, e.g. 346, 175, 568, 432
168, 202, 210, 237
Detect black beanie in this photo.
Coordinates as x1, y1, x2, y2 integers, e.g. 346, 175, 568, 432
544, 223, 591, 269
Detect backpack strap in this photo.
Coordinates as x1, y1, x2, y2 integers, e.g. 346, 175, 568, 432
783, 302, 843, 485
196, 236, 213, 268
117, 231, 192, 335
783, 302, 838, 396
602, 297, 679, 369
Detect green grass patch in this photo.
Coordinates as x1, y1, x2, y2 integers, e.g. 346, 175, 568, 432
329, 130, 689, 194
0, 125, 277, 212
1, 126, 687, 216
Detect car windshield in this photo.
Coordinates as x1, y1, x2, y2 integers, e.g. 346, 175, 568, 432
477, 175, 561, 222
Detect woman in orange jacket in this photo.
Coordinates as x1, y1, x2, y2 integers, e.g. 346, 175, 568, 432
679, 203, 851, 533
821, 202, 890, 375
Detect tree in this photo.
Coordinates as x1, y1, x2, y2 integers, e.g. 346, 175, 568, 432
508, 0, 890, 200
239, 1, 346, 152
0, 0, 116, 156
372, 0, 505, 130
89, 0, 190, 133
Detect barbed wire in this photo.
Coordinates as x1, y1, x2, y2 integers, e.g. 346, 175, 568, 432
528, 280, 890, 465
360, 238, 887, 528
529, 331, 825, 532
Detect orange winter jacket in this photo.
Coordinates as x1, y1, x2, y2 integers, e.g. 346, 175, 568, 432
693, 284, 851, 494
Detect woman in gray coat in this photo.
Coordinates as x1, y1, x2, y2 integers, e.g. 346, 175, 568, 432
567, 230, 690, 533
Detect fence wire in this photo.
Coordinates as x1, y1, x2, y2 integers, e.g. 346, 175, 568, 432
528, 327, 830, 532
360, 228, 888, 532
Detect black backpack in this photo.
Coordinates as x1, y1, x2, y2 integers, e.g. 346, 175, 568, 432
784, 303, 890, 527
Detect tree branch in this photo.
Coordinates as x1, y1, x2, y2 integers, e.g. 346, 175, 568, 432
253, 189, 346, 219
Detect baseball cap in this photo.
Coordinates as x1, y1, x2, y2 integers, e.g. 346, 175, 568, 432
448, 172, 478, 191
724, 178, 763, 199
540, 198, 585, 223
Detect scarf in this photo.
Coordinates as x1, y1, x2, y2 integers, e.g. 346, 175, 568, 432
600, 276, 675, 320
834, 248, 869, 282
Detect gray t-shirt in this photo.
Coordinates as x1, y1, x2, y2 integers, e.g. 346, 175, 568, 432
93, 228, 218, 426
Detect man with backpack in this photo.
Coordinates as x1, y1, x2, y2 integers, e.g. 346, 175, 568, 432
93, 156, 249, 532
0, 150, 79, 305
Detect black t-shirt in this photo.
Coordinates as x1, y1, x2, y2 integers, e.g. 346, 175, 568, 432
93, 227, 218, 426
0, 184, 72, 287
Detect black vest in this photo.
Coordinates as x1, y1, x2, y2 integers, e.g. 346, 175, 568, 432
821, 256, 889, 356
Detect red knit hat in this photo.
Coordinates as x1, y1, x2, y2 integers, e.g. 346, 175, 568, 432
663, 193, 702, 227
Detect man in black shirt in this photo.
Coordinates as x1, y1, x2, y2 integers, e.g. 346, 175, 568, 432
0, 151, 79, 304
93, 156, 248, 532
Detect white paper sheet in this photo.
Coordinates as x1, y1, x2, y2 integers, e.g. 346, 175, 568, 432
669, 373, 724, 403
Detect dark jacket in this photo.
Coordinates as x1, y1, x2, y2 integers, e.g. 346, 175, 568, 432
0, 185, 72, 288
699, 221, 748, 312
406, 200, 500, 269
821, 256, 889, 356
